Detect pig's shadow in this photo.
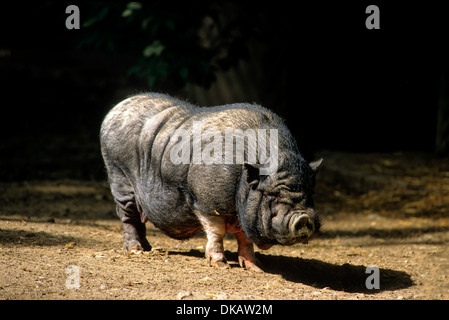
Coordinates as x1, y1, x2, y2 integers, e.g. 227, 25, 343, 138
174, 249, 413, 293
258, 253, 413, 293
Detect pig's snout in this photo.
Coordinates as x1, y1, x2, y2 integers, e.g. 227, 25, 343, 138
290, 214, 315, 243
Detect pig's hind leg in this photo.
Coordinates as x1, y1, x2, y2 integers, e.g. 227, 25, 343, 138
195, 212, 230, 269
108, 168, 152, 252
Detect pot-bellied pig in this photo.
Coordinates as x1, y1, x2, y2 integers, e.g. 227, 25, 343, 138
100, 93, 322, 272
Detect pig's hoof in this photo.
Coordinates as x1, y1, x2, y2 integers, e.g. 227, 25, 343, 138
245, 263, 264, 272
127, 242, 152, 253
207, 256, 231, 269
140, 240, 152, 251
238, 256, 264, 272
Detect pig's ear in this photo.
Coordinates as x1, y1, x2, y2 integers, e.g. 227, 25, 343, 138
309, 158, 323, 173
243, 163, 261, 189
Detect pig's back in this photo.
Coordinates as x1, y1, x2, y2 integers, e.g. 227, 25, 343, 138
100, 93, 194, 178
100, 93, 193, 148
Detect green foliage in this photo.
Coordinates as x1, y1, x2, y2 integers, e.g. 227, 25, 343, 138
77, 2, 254, 88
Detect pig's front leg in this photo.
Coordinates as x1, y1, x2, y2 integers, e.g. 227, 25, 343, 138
234, 231, 263, 272
195, 212, 230, 269
226, 217, 263, 272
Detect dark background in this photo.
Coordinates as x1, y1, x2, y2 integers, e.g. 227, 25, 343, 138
1, 2, 448, 181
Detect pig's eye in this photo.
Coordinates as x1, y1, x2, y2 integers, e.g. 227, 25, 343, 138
289, 185, 301, 192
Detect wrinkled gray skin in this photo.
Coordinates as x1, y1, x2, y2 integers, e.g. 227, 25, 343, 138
100, 93, 322, 272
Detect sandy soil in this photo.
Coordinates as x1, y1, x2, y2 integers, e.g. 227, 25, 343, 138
1, 152, 448, 300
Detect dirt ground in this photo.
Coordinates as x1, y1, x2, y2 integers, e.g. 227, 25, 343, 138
1, 152, 448, 300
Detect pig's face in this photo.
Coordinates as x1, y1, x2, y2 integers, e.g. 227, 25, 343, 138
236, 159, 322, 249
